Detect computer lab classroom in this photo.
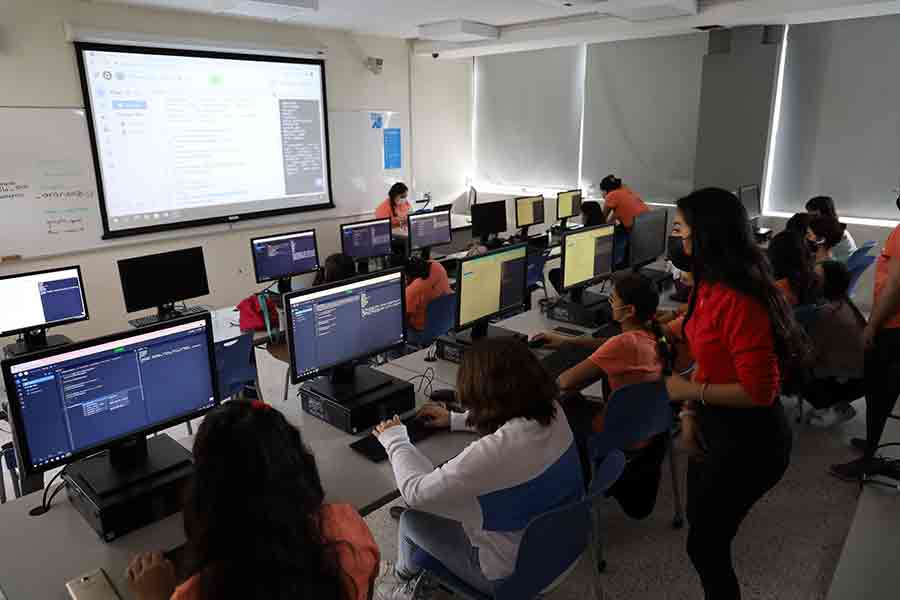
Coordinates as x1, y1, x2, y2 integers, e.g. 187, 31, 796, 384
3, 1, 900, 599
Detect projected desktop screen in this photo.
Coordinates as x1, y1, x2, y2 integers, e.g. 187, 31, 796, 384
557, 190, 582, 220
738, 185, 761, 219
341, 219, 392, 260
408, 210, 452, 251
118, 247, 209, 313
2, 316, 217, 475
630, 210, 669, 268
251, 230, 320, 283
285, 271, 406, 382
515, 196, 545, 228
457, 244, 528, 329
0, 267, 89, 336
76, 43, 333, 237
562, 225, 615, 290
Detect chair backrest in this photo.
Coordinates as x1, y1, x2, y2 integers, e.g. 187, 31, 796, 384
848, 255, 877, 297
409, 293, 457, 347
587, 381, 673, 463
214, 332, 257, 399
847, 241, 877, 271
793, 303, 824, 330
526, 251, 550, 289
588, 449, 626, 497
494, 497, 593, 600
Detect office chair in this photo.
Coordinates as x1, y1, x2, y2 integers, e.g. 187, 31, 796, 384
215, 333, 259, 401
848, 255, 877, 298
526, 250, 551, 302
846, 241, 877, 271
1, 442, 21, 502
787, 304, 825, 424
407, 293, 456, 349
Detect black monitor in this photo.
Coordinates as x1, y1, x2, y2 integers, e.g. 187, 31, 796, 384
1, 314, 218, 490
630, 209, 669, 269
456, 243, 528, 340
557, 190, 583, 222
0, 266, 89, 356
341, 218, 393, 261
284, 269, 407, 402
471, 200, 508, 245
738, 184, 761, 220
561, 224, 616, 302
251, 229, 320, 294
515, 195, 545, 237
408, 210, 452, 253
118, 247, 210, 321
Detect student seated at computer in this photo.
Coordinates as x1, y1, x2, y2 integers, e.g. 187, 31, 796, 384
532, 273, 675, 519
768, 231, 821, 307
803, 261, 866, 427
807, 215, 846, 274
402, 256, 452, 332
806, 196, 857, 262
376, 182, 411, 231
373, 339, 583, 598
314, 253, 358, 286
127, 401, 379, 600
547, 201, 606, 295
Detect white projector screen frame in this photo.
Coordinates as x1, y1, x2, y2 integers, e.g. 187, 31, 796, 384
74, 42, 334, 238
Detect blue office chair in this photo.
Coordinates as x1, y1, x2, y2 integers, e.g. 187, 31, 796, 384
526, 251, 551, 301
847, 241, 877, 271
407, 293, 456, 349
411, 489, 610, 599
215, 332, 259, 403
848, 255, 877, 298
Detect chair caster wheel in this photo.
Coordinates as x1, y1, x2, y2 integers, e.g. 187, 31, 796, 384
597, 560, 607, 573
672, 517, 684, 530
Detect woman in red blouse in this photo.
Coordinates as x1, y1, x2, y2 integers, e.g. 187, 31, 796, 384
666, 188, 802, 599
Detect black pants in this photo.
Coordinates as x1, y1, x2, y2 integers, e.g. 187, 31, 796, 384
864, 328, 900, 458
686, 403, 792, 600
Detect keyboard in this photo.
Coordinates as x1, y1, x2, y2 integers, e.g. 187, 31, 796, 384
349, 416, 439, 463
129, 306, 208, 329
540, 344, 595, 379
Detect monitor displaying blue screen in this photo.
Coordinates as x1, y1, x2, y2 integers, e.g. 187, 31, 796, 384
341, 218, 393, 259
251, 229, 319, 283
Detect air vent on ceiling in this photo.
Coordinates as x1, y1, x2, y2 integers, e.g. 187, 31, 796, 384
215, 0, 318, 20
417, 20, 499, 42
600, 0, 698, 21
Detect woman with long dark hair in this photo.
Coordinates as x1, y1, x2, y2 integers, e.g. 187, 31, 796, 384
805, 195, 857, 262
126, 401, 379, 600
666, 188, 799, 599
376, 182, 411, 230
767, 230, 821, 306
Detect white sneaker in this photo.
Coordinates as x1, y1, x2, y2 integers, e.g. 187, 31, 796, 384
374, 561, 435, 600
809, 404, 857, 428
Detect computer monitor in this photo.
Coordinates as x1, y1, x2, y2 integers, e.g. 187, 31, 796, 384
630, 209, 669, 269
515, 195, 546, 234
738, 184, 761, 220
1, 314, 218, 487
341, 218, 393, 261
284, 269, 407, 401
408, 210, 452, 253
118, 247, 210, 321
561, 224, 616, 294
0, 266, 89, 356
456, 243, 528, 340
471, 201, 508, 245
251, 229, 320, 293
557, 190, 583, 221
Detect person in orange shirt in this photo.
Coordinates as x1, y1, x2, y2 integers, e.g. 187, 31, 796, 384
767, 230, 821, 307
404, 256, 451, 332
600, 174, 650, 230
375, 182, 412, 230
832, 198, 900, 480
126, 401, 379, 600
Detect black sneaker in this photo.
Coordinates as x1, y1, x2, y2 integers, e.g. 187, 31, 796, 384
850, 437, 868, 453
830, 457, 888, 481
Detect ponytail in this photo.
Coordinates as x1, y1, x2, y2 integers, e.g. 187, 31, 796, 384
648, 318, 677, 377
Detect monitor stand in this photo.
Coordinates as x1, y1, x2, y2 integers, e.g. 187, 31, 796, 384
3, 328, 72, 357
277, 277, 293, 295
419, 247, 432, 261
480, 234, 504, 250
452, 321, 523, 346
307, 363, 394, 406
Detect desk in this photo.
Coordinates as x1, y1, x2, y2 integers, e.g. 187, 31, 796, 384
826, 411, 900, 599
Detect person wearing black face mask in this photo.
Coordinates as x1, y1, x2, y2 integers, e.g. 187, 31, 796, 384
831, 194, 900, 480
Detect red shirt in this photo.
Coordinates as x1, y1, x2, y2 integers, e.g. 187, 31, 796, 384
604, 186, 649, 229
405, 261, 452, 331
874, 224, 900, 330
684, 282, 780, 406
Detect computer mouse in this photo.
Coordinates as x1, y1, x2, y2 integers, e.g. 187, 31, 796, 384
528, 337, 548, 350
430, 389, 456, 405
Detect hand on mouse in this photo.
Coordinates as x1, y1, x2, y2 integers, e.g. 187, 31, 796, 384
418, 402, 451, 429
374, 415, 402, 437
127, 551, 176, 600
532, 332, 565, 349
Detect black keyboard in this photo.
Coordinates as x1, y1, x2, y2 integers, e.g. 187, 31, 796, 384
129, 306, 209, 329
349, 417, 439, 463
540, 344, 595, 379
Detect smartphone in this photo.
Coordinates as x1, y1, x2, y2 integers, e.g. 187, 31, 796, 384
65, 569, 121, 600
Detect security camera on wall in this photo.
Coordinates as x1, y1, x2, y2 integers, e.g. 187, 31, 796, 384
366, 57, 384, 75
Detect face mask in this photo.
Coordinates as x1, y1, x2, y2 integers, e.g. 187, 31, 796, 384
807, 239, 823, 253
668, 236, 693, 272
896, 193, 900, 213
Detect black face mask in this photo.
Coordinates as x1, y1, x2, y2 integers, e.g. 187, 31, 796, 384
668, 236, 693, 272
896, 193, 900, 213
807, 239, 823, 254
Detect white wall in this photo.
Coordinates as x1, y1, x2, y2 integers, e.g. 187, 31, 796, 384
0, 0, 468, 342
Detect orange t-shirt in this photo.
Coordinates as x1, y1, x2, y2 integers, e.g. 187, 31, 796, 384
874, 225, 900, 330
775, 278, 799, 306
375, 198, 411, 229
405, 261, 452, 331
171, 504, 379, 600
604, 187, 649, 229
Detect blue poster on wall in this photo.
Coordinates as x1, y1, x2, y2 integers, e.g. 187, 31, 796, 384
384, 128, 402, 170
370, 112, 384, 129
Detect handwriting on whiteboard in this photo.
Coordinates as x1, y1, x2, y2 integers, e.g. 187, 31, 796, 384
47, 217, 87, 234
0, 181, 29, 201
36, 189, 96, 201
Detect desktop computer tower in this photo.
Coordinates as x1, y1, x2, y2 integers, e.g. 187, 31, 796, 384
299, 375, 415, 435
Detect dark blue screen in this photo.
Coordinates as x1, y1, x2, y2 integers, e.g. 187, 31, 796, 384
409, 212, 452, 251
342, 221, 392, 259
9, 322, 215, 470
253, 232, 318, 282
39, 277, 86, 324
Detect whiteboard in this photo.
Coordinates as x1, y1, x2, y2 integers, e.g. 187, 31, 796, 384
0, 107, 407, 260
328, 110, 410, 218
